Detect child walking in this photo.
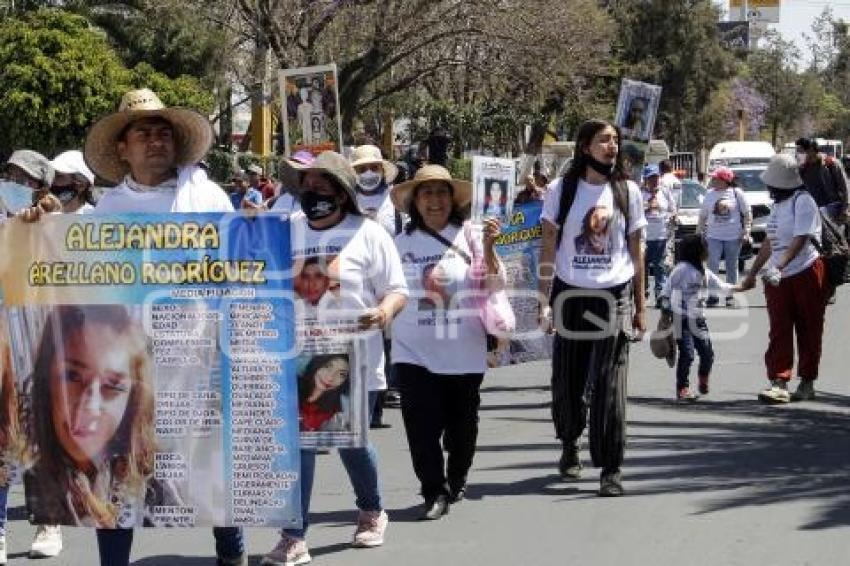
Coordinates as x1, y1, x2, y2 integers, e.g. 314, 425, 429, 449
660, 235, 744, 401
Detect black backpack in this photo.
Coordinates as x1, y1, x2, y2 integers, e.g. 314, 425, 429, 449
795, 192, 850, 287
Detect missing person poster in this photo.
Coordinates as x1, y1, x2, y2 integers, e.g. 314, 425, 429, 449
615, 79, 662, 143
280, 64, 343, 156
489, 201, 552, 366
472, 157, 516, 224
292, 252, 368, 449
0, 213, 301, 528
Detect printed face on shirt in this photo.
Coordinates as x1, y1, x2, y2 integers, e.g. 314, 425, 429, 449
585, 126, 619, 165
50, 323, 134, 470
419, 263, 453, 311
117, 117, 176, 179
713, 197, 732, 218
574, 205, 613, 256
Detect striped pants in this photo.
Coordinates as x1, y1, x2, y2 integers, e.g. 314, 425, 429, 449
550, 278, 631, 472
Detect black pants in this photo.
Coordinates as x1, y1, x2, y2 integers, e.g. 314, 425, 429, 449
550, 278, 631, 472
396, 363, 484, 500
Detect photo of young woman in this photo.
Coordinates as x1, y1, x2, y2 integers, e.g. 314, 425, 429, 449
23, 305, 180, 528
298, 353, 351, 432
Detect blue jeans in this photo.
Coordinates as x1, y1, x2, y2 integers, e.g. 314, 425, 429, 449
707, 238, 741, 292
0, 484, 7, 537
96, 526, 243, 565
676, 317, 714, 390
645, 239, 669, 299
284, 391, 382, 539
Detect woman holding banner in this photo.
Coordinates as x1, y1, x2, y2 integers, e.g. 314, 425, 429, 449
388, 165, 503, 520
262, 151, 407, 566
538, 119, 647, 497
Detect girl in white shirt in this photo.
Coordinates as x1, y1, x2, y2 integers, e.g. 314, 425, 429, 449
538, 119, 647, 498
389, 165, 503, 521
741, 154, 828, 405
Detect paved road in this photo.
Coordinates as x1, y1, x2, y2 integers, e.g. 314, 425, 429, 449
5, 286, 850, 565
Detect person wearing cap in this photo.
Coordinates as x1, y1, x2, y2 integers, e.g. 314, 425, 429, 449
4, 149, 54, 196
388, 165, 502, 520
50, 150, 96, 214
349, 144, 404, 427
796, 137, 848, 223
245, 164, 276, 202
26, 89, 242, 566
642, 163, 677, 308
698, 166, 752, 308
741, 154, 829, 404
659, 159, 683, 207
261, 151, 407, 566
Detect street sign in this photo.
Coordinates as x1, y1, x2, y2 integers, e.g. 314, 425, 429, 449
729, 0, 780, 24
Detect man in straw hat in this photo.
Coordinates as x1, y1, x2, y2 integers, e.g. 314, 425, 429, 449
349, 144, 403, 425
78, 89, 242, 564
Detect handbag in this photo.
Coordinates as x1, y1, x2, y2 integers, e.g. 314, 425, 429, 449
420, 223, 516, 337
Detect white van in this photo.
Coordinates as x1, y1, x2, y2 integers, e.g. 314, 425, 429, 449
782, 139, 844, 158
707, 141, 777, 253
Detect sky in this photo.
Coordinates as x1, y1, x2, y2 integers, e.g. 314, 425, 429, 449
720, 0, 850, 52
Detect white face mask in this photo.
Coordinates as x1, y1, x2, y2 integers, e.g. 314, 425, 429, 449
357, 170, 383, 193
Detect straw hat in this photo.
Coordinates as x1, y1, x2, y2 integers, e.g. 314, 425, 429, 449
84, 89, 214, 183
390, 165, 471, 214
350, 145, 398, 183
760, 153, 803, 190
279, 151, 362, 213
649, 327, 676, 368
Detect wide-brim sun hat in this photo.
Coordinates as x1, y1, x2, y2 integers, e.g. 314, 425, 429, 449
390, 164, 472, 214
51, 150, 95, 185
84, 88, 214, 184
760, 153, 804, 190
279, 150, 362, 213
350, 144, 399, 183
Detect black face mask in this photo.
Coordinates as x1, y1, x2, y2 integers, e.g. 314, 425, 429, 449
50, 187, 77, 205
586, 155, 615, 178
769, 187, 796, 203
301, 191, 339, 221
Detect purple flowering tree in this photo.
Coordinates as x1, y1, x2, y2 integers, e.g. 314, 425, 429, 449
725, 78, 767, 139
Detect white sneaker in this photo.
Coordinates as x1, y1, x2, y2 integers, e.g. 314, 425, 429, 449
260, 533, 311, 566
352, 510, 388, 548
0, 534, 7, 565
30, 525, 62, 558
758, 380, 790, 404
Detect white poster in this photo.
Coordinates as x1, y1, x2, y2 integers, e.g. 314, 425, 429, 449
279, 64, 343, 156
472, 157, 516, 224
615, 79, 662, 143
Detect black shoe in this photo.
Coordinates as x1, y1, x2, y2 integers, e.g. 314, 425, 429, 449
370, 420, 391, 429
558, 442, 582, 480
385, 390, 402, 407
705, 296, 720, 308
421, 494, 450, 520
655, 297, 663, 309
598, 469, 624, 497
448, 482, 467, 503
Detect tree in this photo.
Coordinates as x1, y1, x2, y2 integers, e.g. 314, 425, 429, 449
0, 9, 213, 158
747, 32, 805, 146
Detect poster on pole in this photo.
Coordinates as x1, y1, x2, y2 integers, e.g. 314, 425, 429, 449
0, 213, 301, 528
718, 21, 750, 53
472, 156, 517, 224
614, 79, 662, 143
729, 0, 780, 24
488, 201, 553, 366
279, 64, 343, 156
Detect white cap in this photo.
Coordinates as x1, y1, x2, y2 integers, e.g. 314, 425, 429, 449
50, 150, 95, 185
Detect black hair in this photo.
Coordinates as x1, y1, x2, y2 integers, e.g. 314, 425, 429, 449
678, 234, 706, 275
117, 116, 174, 143
767, 184, 803, 203
796, 137, 818, 152
404, 181, 465, 234
298, 354, 350, 413
321, 173, 362, 216
659, 160, 673, 174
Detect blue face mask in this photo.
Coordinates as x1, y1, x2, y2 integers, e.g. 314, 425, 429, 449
0, 181, 35, 215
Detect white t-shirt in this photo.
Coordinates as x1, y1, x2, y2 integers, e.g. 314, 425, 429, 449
392, 224, 487, 375
356, 188, 400, 236
766, 191, 821, 278
96, 185, 179, 213
659, 172, 682, 207
700, 188, 746, 241
95, 169, 233, 214
289, 212, 408, 391
642, 188, 675, 241
662, 263, 733, 318
541, 178, 647, 289
271, 193, 302, 216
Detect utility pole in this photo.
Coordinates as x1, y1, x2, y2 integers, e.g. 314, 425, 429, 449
250, 2, 272, 158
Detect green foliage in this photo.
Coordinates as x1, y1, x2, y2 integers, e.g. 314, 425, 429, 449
0, 8, 216, 158
205, 148, 238, 183
447, 158, 472, 182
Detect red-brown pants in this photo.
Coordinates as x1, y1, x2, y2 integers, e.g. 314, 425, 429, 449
764, 258, 829, 381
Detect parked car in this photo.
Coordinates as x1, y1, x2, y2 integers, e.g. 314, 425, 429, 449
674, 179, 705, 243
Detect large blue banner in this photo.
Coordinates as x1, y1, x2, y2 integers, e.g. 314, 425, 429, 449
0, 213, 301, 528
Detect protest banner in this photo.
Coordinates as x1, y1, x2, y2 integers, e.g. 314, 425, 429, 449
615, 79, 662, 143
489, 200, 552, 366
279, 64, 343, 156
0, 213, 301, 528
472, 156, 516, 224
